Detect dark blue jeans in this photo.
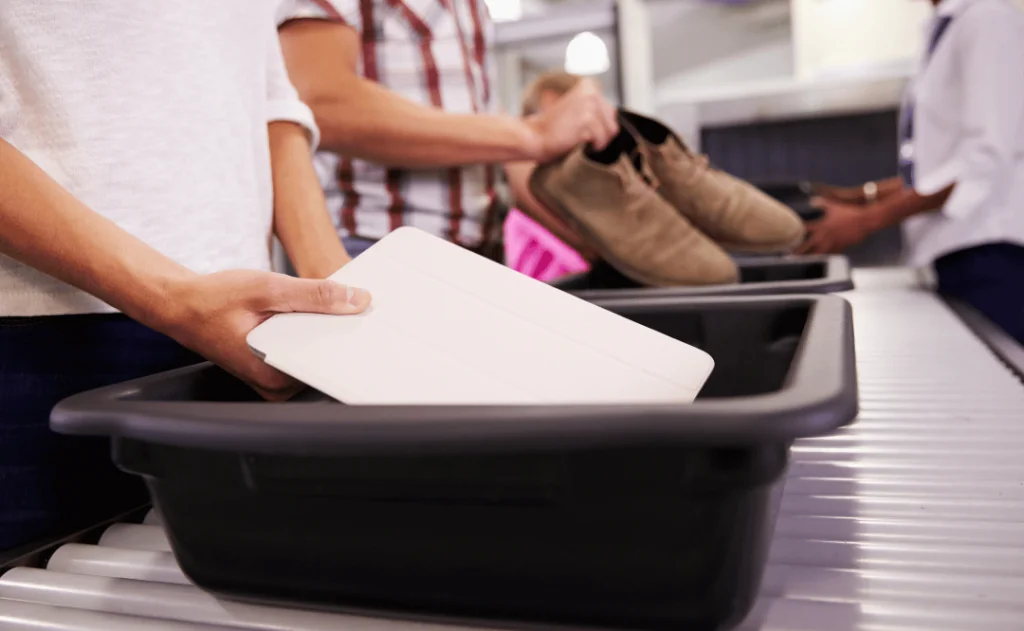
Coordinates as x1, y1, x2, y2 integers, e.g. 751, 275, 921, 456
342, 235, 377, 258
0, 314, 201, 551
934, 242, 1024, 344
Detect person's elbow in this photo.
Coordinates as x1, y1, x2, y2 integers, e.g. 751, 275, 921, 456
300, 90, 363, 153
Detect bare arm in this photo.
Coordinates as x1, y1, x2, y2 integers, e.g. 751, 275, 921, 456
0, 138, 369, 399
270, 121, 350, 278
875, 177, 908, 201
863, 184, 954, 231
797, 182, 953, 255
814, 177, 905, 205
277, 19, 616, 169
0, 138, 192, 328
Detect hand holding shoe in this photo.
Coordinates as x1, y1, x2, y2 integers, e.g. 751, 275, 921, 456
525, 79, 619, 162
164, 270, 371, 401
796, 200, 875, 255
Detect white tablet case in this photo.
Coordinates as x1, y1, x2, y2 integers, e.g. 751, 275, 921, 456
247, 228, 714, 405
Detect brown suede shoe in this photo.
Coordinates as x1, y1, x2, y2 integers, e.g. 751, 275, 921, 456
619, 110, 805, 254
529, 131, 738, 287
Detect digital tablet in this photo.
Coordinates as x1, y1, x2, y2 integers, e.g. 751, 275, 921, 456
247, 227, 713, 405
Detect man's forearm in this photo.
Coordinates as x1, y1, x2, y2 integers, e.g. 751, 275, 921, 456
269, 121, 350, 278
865, 184, 955, 232
310, 79, 542, 168
873, 177, 906, 202
0, 139, 193, 328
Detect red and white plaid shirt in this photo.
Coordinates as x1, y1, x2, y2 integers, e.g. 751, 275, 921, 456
276, 0, 500, 248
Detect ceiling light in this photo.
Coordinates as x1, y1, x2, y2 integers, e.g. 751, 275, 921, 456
565, 32, 611, 76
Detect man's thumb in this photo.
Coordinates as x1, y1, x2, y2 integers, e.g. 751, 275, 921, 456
277, 278, 372, 315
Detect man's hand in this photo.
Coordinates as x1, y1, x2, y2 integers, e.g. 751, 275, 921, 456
795, 200, 874, 255
166, 271, 371, 401
525, 79, 619, 163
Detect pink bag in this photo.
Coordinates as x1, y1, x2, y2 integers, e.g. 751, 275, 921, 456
503, 209, 590, 282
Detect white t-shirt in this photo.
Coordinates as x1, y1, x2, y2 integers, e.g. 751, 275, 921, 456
0, 2, 318, 316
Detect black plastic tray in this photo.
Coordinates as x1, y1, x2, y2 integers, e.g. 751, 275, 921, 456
551, 256, 853, 300
51, 295, 857, 631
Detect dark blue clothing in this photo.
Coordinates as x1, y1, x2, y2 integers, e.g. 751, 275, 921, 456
0, 314, 201, 551
342, 235, 377, 258
935, 242, 1024, 344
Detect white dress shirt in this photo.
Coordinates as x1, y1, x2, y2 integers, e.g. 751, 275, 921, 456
0, 1, 318, 316
902, 0, 1024, 267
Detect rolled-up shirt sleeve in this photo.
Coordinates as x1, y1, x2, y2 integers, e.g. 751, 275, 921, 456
917, 9, 1024, 219
276, 0, 361, 30
265, 18, 320, 150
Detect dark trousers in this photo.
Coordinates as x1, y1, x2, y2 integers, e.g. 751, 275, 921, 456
0, 314, 201, 551
934, 242, 1024, 344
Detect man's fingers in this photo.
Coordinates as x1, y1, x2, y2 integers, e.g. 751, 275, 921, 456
590, 119, 613, 150
795, 231, 825, 255
586, 94, 618, 142
248, 361, 303, 402
215, 354, 302, 402
579, 110, 611, 150
793, 240, 814, 255
810, 235, 833, 255
265, 276, 372, 315
602, 102, 619, 138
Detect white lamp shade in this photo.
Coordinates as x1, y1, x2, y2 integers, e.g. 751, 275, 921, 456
565, 31, 611, 76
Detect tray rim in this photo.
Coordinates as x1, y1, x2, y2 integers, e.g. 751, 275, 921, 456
552, 255, 854, 299
50, 295, 858, 454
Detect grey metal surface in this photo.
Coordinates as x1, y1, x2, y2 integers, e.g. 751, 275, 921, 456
1, 270, 1021, 630
0, 568, 454, 631
0, 598, 236, 631
97, 524, 171, 552
738, 272, 1024, 631
946, 298, 1024, 383
47, 544, 187, 585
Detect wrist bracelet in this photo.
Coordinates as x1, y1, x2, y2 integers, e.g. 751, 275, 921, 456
862, 181, 879, 204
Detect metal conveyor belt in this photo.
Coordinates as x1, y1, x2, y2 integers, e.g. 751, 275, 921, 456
1, 268, 1022, 631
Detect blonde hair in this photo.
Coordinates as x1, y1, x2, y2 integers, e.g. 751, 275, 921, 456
521, 71, 584, 116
